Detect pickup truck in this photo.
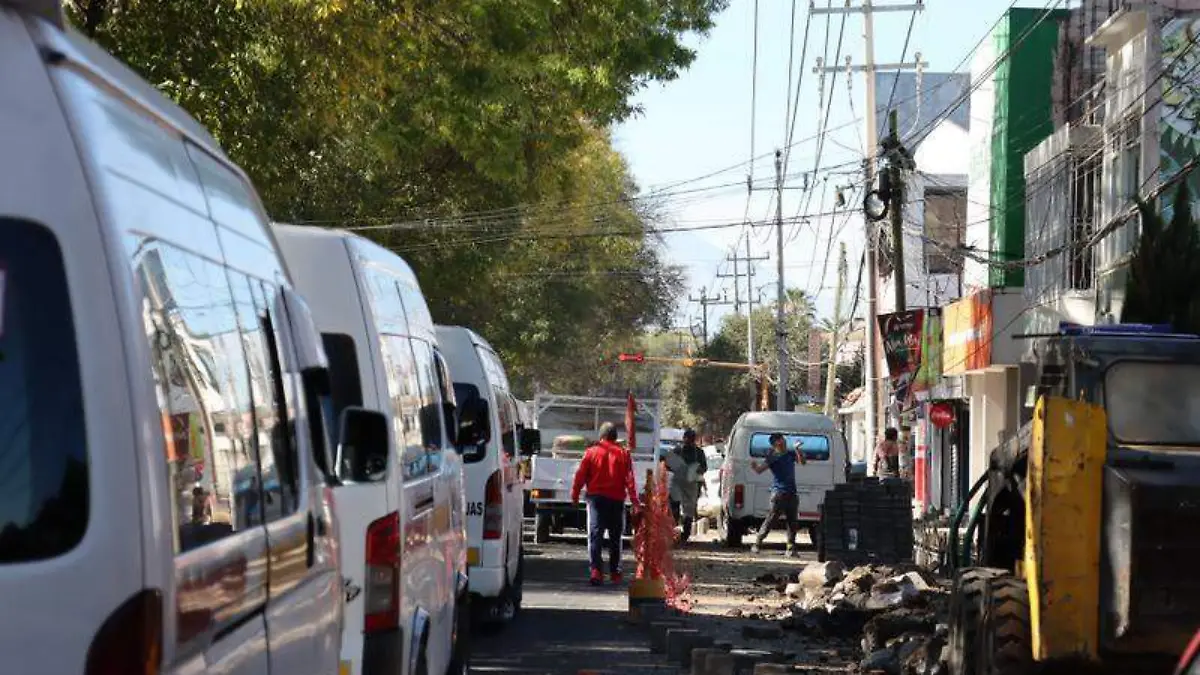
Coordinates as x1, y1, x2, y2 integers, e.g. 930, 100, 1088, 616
527, 394, 663, 543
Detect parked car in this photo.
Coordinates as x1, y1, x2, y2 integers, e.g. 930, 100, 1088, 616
436, 326, 533, 625
718, 412, 848, 547
0, 5, 344, 674
274, 225, 470, 675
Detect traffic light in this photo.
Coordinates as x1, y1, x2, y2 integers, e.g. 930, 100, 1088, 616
618, 352, 645, 363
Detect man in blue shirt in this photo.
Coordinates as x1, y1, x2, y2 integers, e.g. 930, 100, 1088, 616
749, 432, 807, 556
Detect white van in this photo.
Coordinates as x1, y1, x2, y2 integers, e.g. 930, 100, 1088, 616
718, 411, 849, 547
435, 326, 529, 624
273, 225, 470, 675
0, 5, 344, 674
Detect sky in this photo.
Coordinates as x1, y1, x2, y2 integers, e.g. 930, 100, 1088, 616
612, 0, 1057, 341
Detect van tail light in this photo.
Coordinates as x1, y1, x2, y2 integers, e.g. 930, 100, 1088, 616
734, 484, 745, 510
86, 589, 163, 675
364, 511, 401, 633
484, 470, 504, 540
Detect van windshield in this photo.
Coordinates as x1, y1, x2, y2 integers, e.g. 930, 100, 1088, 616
748, 432, 830, 461
0, 219, 89, 563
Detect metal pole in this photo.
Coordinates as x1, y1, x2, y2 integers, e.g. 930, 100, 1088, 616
863, 1, 880, 469
747, 238, 757, 410
775, 149, 789, 412
824, 242, 848, 417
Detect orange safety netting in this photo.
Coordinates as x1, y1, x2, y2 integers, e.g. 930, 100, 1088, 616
633, 469, 691, 611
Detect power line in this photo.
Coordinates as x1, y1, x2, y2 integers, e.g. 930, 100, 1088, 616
884, 5, 920, 116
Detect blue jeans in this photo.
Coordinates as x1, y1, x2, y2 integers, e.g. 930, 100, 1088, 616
586, 495, 625, 574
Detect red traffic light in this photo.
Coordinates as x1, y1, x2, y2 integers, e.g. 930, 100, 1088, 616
618, 352, 645, 363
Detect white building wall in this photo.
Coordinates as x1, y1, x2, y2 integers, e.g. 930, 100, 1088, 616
965, 34, 999, 292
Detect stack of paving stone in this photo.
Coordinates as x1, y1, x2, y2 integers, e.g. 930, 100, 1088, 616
820, 477, 914, 565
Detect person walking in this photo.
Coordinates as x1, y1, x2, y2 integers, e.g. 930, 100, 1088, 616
663, 428, 707, 543
874, 427, 902, 478
571, 422, 641, 585
748, 432, 807, 557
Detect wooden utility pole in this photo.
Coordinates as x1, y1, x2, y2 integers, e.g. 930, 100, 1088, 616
824, 243, 848, 417
688, 287, 731, 348
813, 0, 925, 446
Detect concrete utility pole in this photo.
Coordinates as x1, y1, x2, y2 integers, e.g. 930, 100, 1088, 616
824, 242, 848, 417
720, 241, 770, 409
688, 287, 731, 348
886, 109, 911, 312
774, 150, 789, 412
717, 257, 742, 313
813, 0, 925, 450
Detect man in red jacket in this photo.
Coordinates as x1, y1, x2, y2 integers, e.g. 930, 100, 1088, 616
572, 422, 641, 585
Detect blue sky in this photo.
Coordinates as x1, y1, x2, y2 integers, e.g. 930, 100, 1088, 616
613, 0, 1054, 337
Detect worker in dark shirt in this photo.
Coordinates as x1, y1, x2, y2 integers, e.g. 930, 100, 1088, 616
749, 432, 807, 557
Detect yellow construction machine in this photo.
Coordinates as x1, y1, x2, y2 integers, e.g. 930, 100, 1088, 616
947, 323, 1200, 674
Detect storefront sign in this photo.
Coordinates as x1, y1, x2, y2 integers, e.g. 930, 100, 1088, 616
929, 402, 955, 429
943, 290, 994, 375
913, 308, 943, 393
877, 309, 925, 379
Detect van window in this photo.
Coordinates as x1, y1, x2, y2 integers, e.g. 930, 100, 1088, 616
495, 387, 516, 457
229, 273, 300, 518
453, 383, 488, 464
411, 339, 445, 471
380, 335, 428, 481
132, 242, 266, 553
321, 333, 362, 440
748, 432, 831, 462
0, 220, 89, 563
433, 350, 457, 442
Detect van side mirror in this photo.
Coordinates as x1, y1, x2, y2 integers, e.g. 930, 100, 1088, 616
519, 428, 541, 457
456, 395, 490, 448
336, 407, 389, 483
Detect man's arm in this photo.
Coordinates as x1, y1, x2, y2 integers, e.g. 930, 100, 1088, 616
750, 452, 779, 474
571, 449, 593, 503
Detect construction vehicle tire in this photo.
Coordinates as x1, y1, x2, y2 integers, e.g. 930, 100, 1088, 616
979, 574, 1033, 675
948, 567, 1005, 675
534, 511, 552, 544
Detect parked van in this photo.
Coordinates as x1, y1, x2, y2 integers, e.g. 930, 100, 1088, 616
718, 411, 849, 547
274, 225, 470, 675
436, 326, 529, 624
0, 5, 343, 674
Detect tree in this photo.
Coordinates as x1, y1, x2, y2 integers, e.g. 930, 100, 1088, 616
66, 0, 727, 396
1121, 184, 1200, 332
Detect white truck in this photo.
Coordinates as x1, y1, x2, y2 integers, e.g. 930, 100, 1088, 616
528, 394, 662, 543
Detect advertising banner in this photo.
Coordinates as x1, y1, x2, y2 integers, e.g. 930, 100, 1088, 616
943, 290, 994, 375
877, 309, 925, 379
913, 308, 943, 393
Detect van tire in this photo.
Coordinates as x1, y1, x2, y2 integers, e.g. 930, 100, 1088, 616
534, 512, 552, 544
720, 509, 743, 548
512, 548, 525, 615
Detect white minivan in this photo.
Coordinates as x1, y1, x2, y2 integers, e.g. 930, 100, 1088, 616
719, 411, 849, 547
274, 225, 470, 675
435, 326, 530, 625
1, 5, 344, 674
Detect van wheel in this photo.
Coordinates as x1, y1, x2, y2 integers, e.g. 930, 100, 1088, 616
720, 509, 743, 548
512, 548, 525, 614
534, 512, 552, 544
447, 593, 470, 675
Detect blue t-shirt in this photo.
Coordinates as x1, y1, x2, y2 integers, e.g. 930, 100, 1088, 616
765, 449, 797, 494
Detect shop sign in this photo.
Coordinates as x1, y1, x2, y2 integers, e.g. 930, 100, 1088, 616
913, 308, 943, 393
943, 290, 994, 375
877, 309, 925, 379
929, 402, 955, 429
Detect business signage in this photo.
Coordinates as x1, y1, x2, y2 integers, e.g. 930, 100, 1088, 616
877, 309, 925, 379
943, 290, 994, 375
913, 307, 943, 393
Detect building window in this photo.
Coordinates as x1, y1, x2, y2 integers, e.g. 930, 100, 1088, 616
925, 189, 965, 275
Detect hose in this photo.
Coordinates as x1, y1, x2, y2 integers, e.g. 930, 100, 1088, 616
948, 471, 990, 572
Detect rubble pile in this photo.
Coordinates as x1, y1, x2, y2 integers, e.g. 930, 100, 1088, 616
773, 561, 951, 675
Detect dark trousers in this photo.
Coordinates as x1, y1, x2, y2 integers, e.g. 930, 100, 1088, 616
586, 495, 625, 574
756, 491, 799, 547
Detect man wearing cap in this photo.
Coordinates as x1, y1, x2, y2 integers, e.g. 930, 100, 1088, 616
662, 428, 707, 543
572, 422, 641, 585
748, 432, 807, 557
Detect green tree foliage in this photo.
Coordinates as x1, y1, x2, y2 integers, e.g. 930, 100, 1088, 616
67, 0, 725, 395
1121, 184, 1200, 332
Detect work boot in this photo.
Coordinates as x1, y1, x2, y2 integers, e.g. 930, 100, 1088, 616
589, 568, 603, 586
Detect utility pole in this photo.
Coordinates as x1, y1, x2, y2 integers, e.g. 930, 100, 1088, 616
883, 108, 915, 313
688, 287, 731, 348
774, 150, 789, 412
720, 241, 770, 409
813, 0, 924, 462
823, 243, 848, 417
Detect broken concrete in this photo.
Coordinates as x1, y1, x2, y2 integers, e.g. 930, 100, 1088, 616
861, 609, 937, 653
797, 561, 846, 588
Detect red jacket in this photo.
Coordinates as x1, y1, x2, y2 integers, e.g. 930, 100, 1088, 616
571, 440, 640, 507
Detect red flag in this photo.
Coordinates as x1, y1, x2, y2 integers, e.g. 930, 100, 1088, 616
625, 391, 637, 452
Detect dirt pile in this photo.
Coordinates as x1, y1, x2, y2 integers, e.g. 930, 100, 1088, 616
774, 562, 950, 675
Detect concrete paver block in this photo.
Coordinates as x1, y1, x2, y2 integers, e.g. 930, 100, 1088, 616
648, 620, 685, 653
730, 648, 783, 673
666, 628, 713, 666
752, 666, 792, 674
691, 647, 724, 675
704, 652, 736, 675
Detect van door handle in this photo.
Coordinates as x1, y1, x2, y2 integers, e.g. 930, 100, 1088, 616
306, 513, 316, 568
